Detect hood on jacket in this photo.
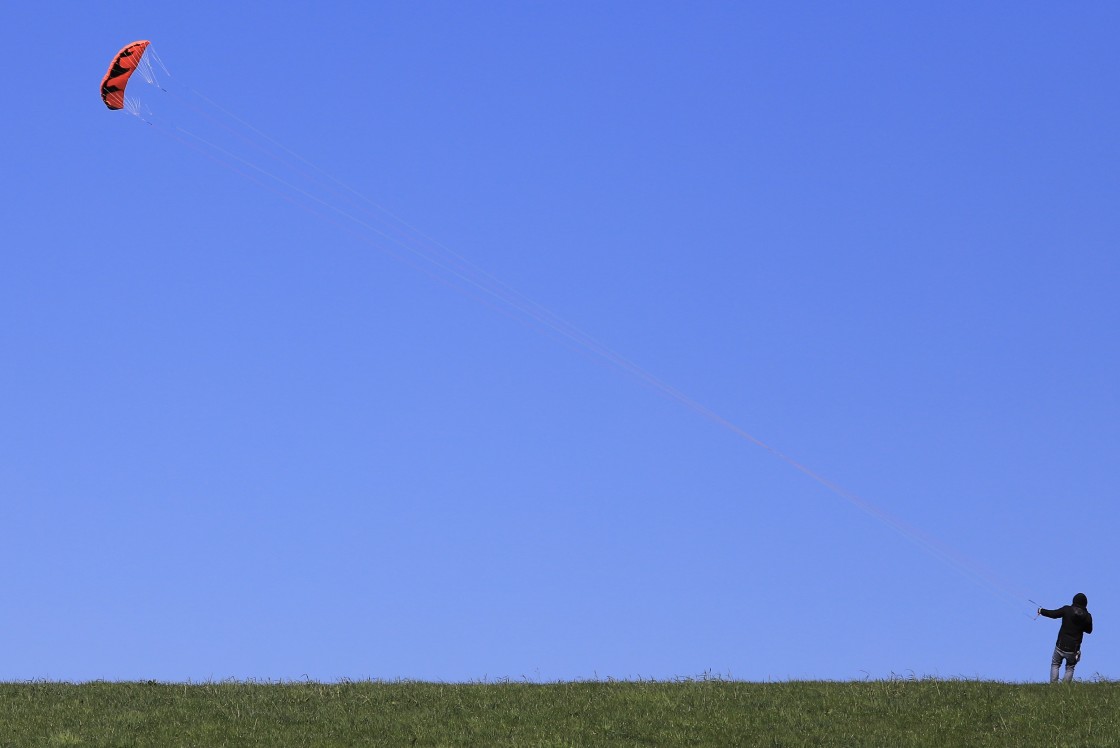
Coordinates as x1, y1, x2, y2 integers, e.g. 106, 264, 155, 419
1073, 592, 1088, 607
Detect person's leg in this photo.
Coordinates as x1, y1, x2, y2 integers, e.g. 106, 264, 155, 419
1051, 648, 1063, 683
1063, 652, 1077, 684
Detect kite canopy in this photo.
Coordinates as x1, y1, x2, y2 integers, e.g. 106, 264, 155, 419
101, 40, 151, 110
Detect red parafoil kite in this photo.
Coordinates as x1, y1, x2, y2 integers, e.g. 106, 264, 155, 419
101, 40, 151, 110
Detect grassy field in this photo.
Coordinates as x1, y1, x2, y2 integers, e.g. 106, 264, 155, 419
1, 677, 1116, 747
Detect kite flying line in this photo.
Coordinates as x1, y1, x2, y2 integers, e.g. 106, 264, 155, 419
101, 40, 1039, 616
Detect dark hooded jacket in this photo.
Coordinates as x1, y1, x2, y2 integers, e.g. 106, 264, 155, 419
1040, 593, 1093, 653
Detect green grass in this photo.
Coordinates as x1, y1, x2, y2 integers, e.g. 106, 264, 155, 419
0, 677, 1116, 747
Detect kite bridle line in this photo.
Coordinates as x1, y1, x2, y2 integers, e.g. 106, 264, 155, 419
120, 46, 1041, 619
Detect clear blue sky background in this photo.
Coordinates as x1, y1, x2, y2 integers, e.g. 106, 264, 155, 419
2, 3, 1116, 683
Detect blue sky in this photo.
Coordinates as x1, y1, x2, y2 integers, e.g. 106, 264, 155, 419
2, 3, 1116, 682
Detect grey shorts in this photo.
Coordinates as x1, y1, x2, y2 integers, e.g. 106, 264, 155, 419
1052, 647, 1080, 667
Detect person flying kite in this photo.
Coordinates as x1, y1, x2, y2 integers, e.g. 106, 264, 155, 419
1038, 593, 1093, 683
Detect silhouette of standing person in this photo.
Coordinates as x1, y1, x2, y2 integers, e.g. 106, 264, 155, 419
1039, 593, 1093, 683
